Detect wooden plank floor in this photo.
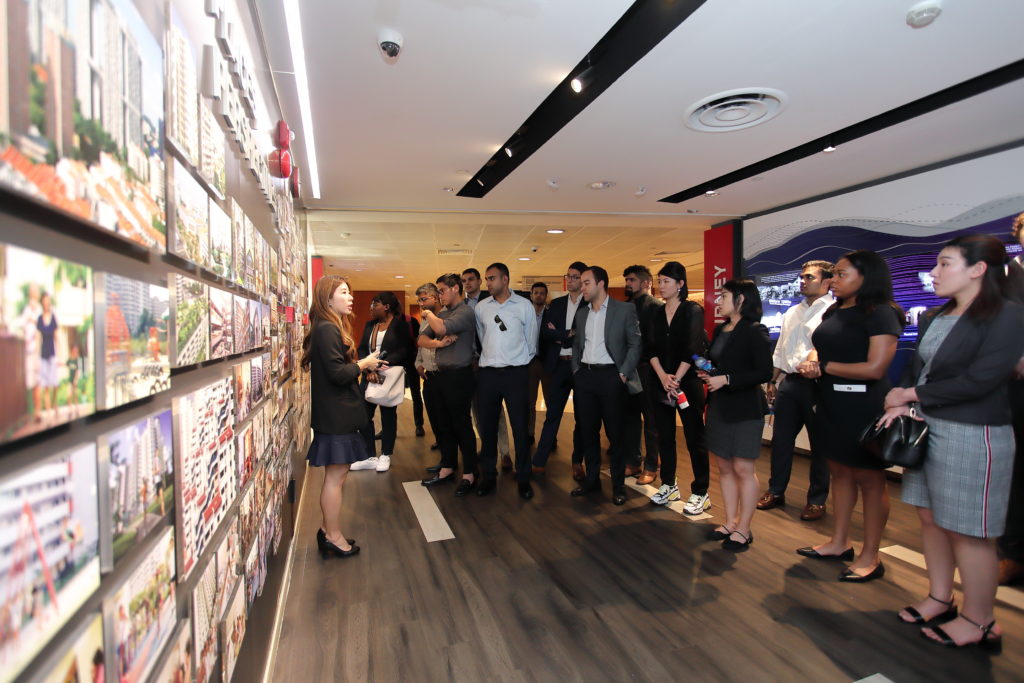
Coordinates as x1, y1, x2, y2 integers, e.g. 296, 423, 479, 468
273, 403, 1023, 682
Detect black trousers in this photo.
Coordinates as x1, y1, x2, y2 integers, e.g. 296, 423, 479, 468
406, 368, 424, 427
575, 365, 627, 491
650, 374, 709, 492
364, 402, 397, 455
533, 358, 582, 466
527, 357, 549, 439
429, 366, 477, 473
623, 361, 659, 471
477, 365, 531, 482
999, 380, 1024, 562
767, 374, 829, 505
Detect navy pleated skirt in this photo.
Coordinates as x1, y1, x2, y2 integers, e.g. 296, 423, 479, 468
306, 431, 370, 467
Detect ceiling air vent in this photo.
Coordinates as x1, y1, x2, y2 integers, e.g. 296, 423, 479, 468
436, 249, 474, 256
685, 88, 787, 133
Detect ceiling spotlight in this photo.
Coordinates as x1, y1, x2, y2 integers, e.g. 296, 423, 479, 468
704, 190, 719, 197
503, 140, 522, 158
686, 209, 699, 214
546, 178, 560, 190
649, 258, 662, 263
570, 66, 594, 94
475, 178, 485, 186
394, 275, 405, 279
442, 186, 455, 192
906, 0, 942, 28
589, 181, 615, 190
518, 257, 531, 261
546, 228, 565, 234
634, 185, 647, 197
823, 145, 837, 153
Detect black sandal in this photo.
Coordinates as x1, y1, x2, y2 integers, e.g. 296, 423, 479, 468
705, 526, 732, 541
921, 615, 1002, 654
722, 530, 753, 551
898, 593, 957, 624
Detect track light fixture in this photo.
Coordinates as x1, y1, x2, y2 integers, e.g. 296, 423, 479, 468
570, 60, 594, 94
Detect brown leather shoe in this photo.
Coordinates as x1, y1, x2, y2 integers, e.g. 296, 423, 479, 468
998, 558, 1024, 586
757, 491, 785, 510
800, 503, 826, 521
624, 464, 642, 477
636, 470, 657, 485
531, 465, 546, 475
572, 463, 586, 481
501, 454, 513, 472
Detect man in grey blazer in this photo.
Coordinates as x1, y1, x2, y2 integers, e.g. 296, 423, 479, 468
570, 265, 642, 505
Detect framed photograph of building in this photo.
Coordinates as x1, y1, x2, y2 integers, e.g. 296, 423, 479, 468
0, 244, 94, 445
261, 351, 272, 398
232, 294, 249, 354
152, 618, 192, 683
104, 527, 176, 683
248, 298, 262, 350
199, 101, 226, 198
208, 197, 232, 281
215, 524, 241, 620
171, 160, 209, 269
209, 286, 233, 359
230, 199, 247, 288
166, 7, 199, 166
36, 613, 105, 683
96, 273, 170, 410
261, 301, 271, 346
250, 354, 265, 406
0, 443, 100, 681
100, 409, 174, 570
233, 359, 251, 421
191, 556, 218, 683
171, 274, 209, 367
0, 0, 167, 252
243, 217, 256, 292
220, 582, 246, 682
173, 376, 236, 581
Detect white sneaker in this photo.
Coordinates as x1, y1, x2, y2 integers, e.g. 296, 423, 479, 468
683, 493, 711, 515
351, 456, 378, 471
651, 483, 680, 505
375, 455, 391, 472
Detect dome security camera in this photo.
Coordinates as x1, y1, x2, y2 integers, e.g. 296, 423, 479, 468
378, 28, 403, 61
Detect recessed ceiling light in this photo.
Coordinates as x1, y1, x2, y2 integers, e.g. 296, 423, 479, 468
686, 209, 699, 214
823, 145, 837, 153
649, 258, 662, 263
546, 178, 560, 190
546, 229, 565, 234
906, 0, 942, 28
442, 186, 455, 192
634, 186, 647, 197
704, 190, 719, 197
589, 181, 615, 190
394, 275, 405, 279
518, 257, 531, 261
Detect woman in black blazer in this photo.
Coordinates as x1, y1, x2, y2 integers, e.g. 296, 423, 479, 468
882, 235, 1024, 651
301, 275, 383, 558
356, 291, 413, 472
699, 280, 773, 551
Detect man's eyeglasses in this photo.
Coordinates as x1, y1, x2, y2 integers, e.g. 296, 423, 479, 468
494, 314, 507, 332
565, 274, 581, 281
417, 296, 434, 303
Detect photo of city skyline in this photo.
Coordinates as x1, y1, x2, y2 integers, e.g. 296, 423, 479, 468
171, 273, 208, 367
0, 0, 167, 252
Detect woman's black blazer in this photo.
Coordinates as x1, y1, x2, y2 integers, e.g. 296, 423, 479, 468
707, 318, 773, 422
898, 300, 1024, 425
309, 320, 368, 435
358, 316, 413, 367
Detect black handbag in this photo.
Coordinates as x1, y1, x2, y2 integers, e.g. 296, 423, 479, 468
859, 412, 929, 469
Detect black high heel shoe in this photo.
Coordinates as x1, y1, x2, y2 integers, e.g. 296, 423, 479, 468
898, 593, 957, 624
316, 529, 355, 553
922, 615, 1002, 654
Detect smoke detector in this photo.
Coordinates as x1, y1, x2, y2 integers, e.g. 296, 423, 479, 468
685, 88, 787, 133
906, 0, 942, 28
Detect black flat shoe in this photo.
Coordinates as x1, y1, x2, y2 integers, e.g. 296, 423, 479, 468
319, 536, 360, 559
518, 481, 534, 500
706, 526, 733, 541
899, 594, 958, 625
316, 529, 354, 549
424, 463, 442, 473
839, 563, 885, 583
796, 546, 855, 561
921, 616, 1002, 653
571, 484, 600, 497
421, 472, 456, 487
415, 426, 425, 436
455, 479, 475, 497
612, 489, 627, 506
723, 530, 753, 551
476, 479, 497, 496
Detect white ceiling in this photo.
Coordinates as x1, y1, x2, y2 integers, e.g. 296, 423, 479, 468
257, 0, 1024, 291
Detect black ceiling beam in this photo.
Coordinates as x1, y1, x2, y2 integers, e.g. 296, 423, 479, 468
659, 58, 1024, 204
457, 0, 708, 198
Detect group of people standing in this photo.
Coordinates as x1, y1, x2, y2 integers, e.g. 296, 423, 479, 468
299, 225, 1024, 653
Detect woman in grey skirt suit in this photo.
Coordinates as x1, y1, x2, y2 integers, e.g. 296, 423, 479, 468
883, 235, 1024, 652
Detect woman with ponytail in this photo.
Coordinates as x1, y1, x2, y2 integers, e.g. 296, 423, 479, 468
301, 275, 385, 559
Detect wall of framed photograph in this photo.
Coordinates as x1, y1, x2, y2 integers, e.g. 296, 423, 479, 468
0, 0, 309, 681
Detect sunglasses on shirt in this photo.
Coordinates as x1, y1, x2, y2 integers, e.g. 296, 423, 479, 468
494, 314, 507, 332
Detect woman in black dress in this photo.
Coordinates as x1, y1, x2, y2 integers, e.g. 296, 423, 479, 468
301, 275, 384, 558
796, 250, 904, 581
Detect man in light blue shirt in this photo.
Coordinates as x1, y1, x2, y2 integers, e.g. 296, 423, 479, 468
474, 262, 540, 500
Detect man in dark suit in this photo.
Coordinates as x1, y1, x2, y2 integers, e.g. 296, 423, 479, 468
570, 265, 642, 506
532, 262, 587, 476
621, 265, 662, 478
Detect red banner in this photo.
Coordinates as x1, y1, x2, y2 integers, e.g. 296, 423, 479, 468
703, 222, 737, 336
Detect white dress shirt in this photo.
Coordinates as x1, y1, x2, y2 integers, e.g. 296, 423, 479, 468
772, 293, 835, 374
561, 292, 583, 358
582, 296, 615, 365
475, 292, 539, 367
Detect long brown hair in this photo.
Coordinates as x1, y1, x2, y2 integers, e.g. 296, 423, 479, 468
301, 275, 357, 370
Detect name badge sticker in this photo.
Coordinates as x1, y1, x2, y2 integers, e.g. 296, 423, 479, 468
834, 384, 867, 393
